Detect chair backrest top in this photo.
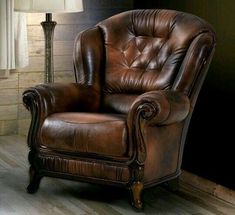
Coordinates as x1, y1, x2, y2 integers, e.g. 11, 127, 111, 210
97, 9, 215, 94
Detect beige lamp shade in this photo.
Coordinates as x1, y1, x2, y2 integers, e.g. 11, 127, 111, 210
14, 0, 83, 13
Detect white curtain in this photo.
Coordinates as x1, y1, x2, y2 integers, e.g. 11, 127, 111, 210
0, 0, 28, 73
14, 12, 29, 68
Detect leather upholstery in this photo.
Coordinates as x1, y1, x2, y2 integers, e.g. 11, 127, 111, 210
23, 9, 216, 209
41, 113, 128, 158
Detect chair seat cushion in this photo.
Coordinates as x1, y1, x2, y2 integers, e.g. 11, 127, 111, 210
40, 112, 129, 158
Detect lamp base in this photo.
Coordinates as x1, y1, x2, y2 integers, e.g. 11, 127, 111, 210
41, 13, 56, 83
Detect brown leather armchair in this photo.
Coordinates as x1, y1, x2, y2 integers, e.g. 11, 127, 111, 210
23, 9, 216, 209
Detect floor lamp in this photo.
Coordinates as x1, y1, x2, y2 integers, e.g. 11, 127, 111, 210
14, 0, 83, 83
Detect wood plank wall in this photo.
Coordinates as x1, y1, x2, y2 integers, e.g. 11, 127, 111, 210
0, 0, 133, 136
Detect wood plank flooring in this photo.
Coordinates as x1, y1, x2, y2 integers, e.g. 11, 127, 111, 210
0, 135, 235, 215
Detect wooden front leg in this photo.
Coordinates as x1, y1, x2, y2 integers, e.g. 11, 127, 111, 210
27, 166, 42, 194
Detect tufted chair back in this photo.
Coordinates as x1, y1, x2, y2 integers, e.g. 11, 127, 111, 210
74, 9, 215, 114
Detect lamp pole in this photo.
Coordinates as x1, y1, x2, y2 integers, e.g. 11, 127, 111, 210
41, 13, 56, 83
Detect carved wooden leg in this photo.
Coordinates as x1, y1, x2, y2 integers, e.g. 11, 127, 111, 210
27, 166, 42, 194
130, 181, 144, 210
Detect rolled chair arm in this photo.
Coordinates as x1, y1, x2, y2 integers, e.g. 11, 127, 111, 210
23, 83, 100, 118
23, 83, 100, 149
130, 90, 190, 126
127, 90, 190, 164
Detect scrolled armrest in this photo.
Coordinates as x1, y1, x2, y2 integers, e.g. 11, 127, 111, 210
23, 83, 100, 119
127, 90, 190, 164
23, 83, 100, 149
129, 90, 190, 126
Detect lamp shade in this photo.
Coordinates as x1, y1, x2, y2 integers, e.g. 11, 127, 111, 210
14, 0, 83, 13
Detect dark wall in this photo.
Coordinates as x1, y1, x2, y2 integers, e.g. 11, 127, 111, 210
63, 0, 134, 33
134, 0, 235, 189
83, 0, 133, 26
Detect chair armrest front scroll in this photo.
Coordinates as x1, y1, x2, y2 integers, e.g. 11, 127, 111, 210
131, 90, 190, 126
127, 90, 190, 164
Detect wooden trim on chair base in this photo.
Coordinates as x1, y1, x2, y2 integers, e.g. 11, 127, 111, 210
179, 170, 235, 205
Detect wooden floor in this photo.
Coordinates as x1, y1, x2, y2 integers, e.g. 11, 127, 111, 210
0, 135, 235, 215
